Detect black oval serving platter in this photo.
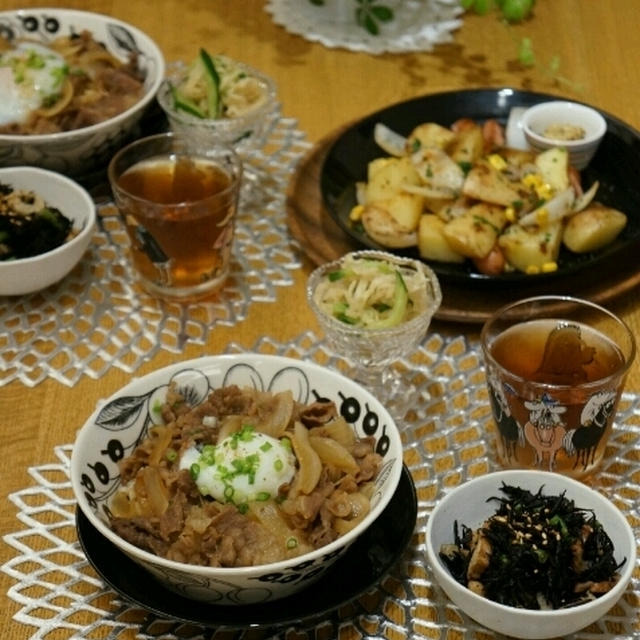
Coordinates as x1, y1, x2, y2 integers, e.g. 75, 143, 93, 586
320, 88, 640, 288
76, 464, 418, 630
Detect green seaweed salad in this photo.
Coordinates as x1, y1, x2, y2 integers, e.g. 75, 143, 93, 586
0, 182, 72, 260
439, 483, 624, 609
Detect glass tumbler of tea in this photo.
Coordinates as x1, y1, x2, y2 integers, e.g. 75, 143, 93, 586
480, 295, 635, 479
108, 132, 242, 301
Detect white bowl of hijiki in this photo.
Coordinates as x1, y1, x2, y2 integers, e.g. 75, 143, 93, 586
156, 50, 279, 152
425, 470, 636, 639
70, 354, 403, 604
0, 166, 95, 296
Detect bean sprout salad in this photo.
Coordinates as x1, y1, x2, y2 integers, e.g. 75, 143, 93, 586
311, 254, 431, 329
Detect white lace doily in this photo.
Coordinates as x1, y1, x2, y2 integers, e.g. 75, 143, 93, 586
3, 334, 640, 639
265, 0, 463, 54
0, 117, 311, 388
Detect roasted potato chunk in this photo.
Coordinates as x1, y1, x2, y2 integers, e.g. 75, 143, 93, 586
361, 204, 418, 248
443, 203, 507, 259
365, 157, 421, 202
462, 160, 522, 207
412, 147, 465, 198
563, 204, 627, 253
449, 125, 484, 165
406, 122, 455, 152
535, 147, 570, 192
498, 221, 563, 273
418, 214, 466, 263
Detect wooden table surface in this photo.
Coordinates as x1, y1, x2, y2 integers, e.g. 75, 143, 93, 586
2, 1, 640, 637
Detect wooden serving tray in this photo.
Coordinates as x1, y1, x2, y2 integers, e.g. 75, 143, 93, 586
286, 130, 640, 324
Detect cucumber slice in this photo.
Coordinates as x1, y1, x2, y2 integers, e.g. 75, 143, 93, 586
368, 270, 409, 329
198, 48, 221, 118
170, 83, 206, 118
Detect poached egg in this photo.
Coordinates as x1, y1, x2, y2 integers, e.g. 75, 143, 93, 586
0, 42, 68, 126
180, 424, 296, 508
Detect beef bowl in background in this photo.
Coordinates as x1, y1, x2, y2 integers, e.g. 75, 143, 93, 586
0, 166, 96, 296
70, 354, 404, 605
425, 470, 636, 639
0, 8, 165, 176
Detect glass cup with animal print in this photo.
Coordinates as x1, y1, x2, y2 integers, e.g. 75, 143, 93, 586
480, 296, 635, 479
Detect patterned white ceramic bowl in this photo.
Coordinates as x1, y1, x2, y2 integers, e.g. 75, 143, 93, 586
71, 354, 403, 604
426, 470, 636, 639
0, 8, 165, 175
0, 166, 96, 296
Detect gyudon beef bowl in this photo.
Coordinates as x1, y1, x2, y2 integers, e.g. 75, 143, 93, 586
71, 354, 403, 604
0, 8, 164, 174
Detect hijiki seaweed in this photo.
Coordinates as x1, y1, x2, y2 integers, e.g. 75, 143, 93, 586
0, 182, 73, 260
439, 483, 624, 609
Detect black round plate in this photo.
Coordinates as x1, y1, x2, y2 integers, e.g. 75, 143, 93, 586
320, 88, 640, 288
76, 465, 417, 630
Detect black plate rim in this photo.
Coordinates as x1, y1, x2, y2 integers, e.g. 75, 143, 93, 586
76, 464, 418, 630
320, 87, 640, 288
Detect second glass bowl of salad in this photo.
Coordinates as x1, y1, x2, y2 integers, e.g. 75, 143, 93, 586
307, 250, 442, 423
157, 50, 279, 154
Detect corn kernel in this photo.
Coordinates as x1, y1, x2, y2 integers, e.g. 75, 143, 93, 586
526, 265, 541, 275
535, 183, 553, 200
505, 206, 516, 223
542, 262, 558, 273
523, 174, 542, 188
536, 208, 549, 225
350, 204, 364, 221
488, 154, 507, 171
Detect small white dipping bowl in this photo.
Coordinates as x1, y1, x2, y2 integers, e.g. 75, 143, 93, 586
425, 470, 636, 639
522, 100, 606, 170
71, 354, 404, 605
0, 166, 96, 296
0, 8, 165, 175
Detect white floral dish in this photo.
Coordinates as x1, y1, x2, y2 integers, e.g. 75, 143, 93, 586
265, 0, 463, 55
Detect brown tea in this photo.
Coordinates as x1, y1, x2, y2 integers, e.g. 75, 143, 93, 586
116, 154, 238, 294
486, 318, 627, 477
117, 154, 232, 204
491, 319, 625, 385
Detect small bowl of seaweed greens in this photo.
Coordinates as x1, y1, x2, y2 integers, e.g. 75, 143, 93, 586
0, 166, 96, 296
425, 470, 636, 639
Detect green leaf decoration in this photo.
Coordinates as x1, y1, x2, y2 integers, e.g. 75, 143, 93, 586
371, 6, 394, 21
